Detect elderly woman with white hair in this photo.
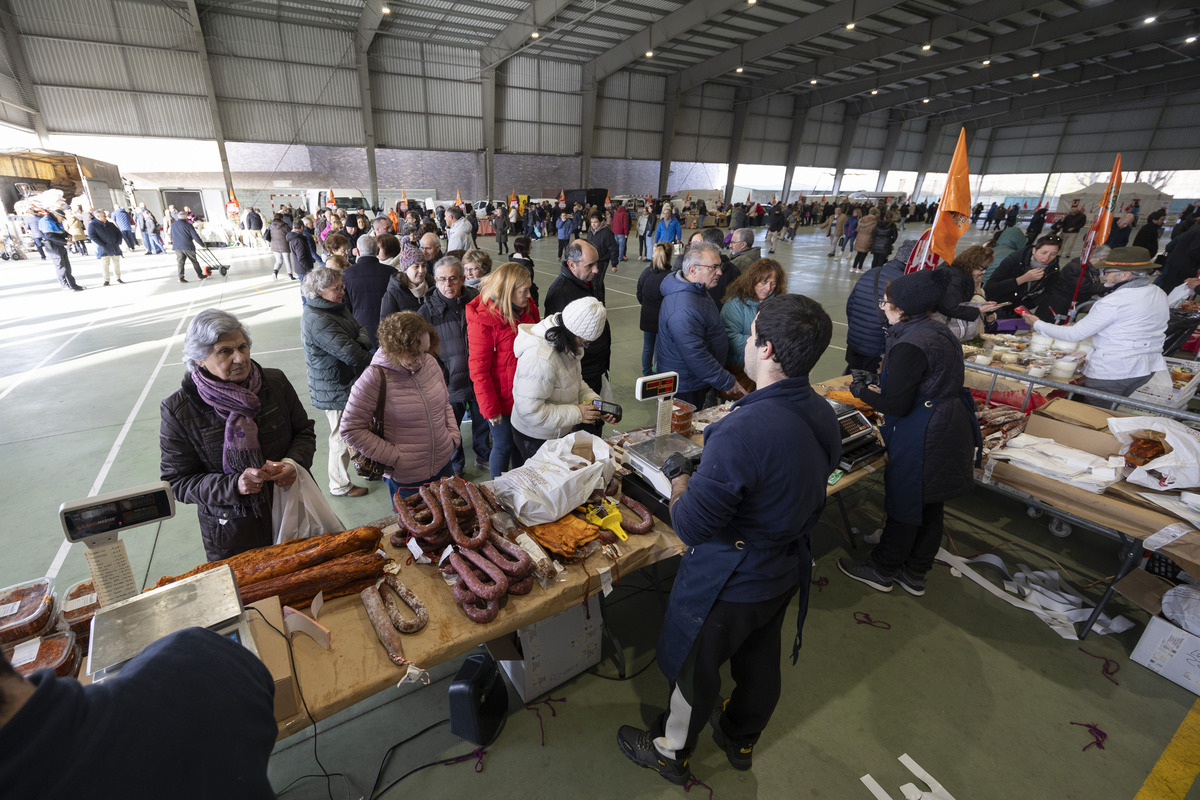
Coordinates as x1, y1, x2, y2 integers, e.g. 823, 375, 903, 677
160, 309, 316, 561
301, 268, 372, 498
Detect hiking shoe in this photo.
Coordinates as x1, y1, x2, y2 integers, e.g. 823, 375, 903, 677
896, 569, 926, 597
710, 699, 753, 771
837, 557, 894, 592
617, 726, 690, 785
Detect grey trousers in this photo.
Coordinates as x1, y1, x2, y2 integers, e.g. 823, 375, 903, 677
1080, 374, 1152, 408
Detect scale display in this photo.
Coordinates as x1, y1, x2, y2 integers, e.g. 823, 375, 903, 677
635, 372, 679, 401
60, 482, 175, 543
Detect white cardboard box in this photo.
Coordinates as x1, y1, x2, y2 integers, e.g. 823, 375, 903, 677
1130, 615, 1200, 696
486, 594, 602, 703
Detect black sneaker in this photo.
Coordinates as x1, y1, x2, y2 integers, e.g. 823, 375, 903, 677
837, 557, 894, 592
616, 726, 690, 785
896, 569, 926, 597
710, 699, 753, 771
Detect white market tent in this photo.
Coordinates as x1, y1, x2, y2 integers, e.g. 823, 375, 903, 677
1055, 181, 1173, 220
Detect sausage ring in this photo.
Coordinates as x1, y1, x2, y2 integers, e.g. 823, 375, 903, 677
482, 533, 533, 577
620, 494, 654, 535
379, 574, 428, 633
451, 580, 479, 605
461, 596, 500, 624
507, 574, 535, 595
441, 481, 488, 549
449, 477, 495, 535
448, 549, 509, 599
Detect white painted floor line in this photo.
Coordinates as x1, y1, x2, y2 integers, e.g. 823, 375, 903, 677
252, 346, 305, 356
45, 297, 198, 580
605, 304, 641, 311
0, 316, 100, 401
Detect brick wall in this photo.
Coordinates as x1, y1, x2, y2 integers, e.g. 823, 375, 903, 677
591, 158, 659, 196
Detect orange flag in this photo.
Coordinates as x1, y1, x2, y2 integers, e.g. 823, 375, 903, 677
746, 191, 752, 204
770, 193, 777, 204
929, 127, 972, 265
509, 189, 518, 208
325, 188, 336, 209
455, 189, 463, 207
1077, 154, 1122, 289
604, 191, 612, 208
400, 190, 408, 211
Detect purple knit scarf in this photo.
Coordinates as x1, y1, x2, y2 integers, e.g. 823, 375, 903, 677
191, 363, 264, 476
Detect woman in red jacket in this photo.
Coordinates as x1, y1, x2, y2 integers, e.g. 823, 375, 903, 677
467, 262, 540, 477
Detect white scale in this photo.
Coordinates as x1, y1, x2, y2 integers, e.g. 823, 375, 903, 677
626, 372, 704, 498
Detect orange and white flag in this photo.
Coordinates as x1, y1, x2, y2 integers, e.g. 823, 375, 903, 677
929, 127, 972, 266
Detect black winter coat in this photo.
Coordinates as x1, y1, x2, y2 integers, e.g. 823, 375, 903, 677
343, 256, 398, 348
159, 365, 316, 557
871, 222, 898, 257
1035, 258, 1102, 321
266, 220, 289, 253
301, 297, 371, 410
1132, 221, 1162, 259
380, 274, 426, 320
545, 265, 611, 393
845, 257, 904, 358
636, 267, 669, 333
287, 230, 314, 277
984, 246, 1060, 317
935, 264, 980, 321
418, 285, 478, 404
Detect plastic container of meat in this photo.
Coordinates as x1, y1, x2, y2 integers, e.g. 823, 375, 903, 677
0, 577, 57, 646
2, 630, 79, 678
60, 579, 99, 640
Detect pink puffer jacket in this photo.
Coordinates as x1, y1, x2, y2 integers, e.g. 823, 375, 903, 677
339, 349, 460, 483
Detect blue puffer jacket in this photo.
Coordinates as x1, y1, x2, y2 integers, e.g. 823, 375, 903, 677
656, 271, 733, 393
844, 245, 910, 358
720, 295, 759, 366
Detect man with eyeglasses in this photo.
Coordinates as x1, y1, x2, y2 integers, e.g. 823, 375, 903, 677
419, 256, 489, 477
657, 243, 749, 410
545, 241, 611, 420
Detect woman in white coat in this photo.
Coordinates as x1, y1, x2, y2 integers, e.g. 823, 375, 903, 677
1021, 246, 1168, 405
510, 297, 616, 459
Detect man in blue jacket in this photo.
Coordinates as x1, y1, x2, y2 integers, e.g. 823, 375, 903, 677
617, 293, 841, 786
169, 214, 207, 283
843, 238, 916, 373
656, 243, 748, 409
110, 206, 137, 250
87, 210, 125, 285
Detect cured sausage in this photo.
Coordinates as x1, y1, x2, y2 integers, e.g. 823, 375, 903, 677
396, 485, 445, 537
451, 580, 478, 605
380, 574, 428, 633
482, 534, 533, 577
605, 476, 620, 496
449, 477, 495, 535
460, 596, 500, 624
619, 494, 654, 535
598, 529, 619, 545
240, 551, 387, 607
361, 584, 408, 667
514, 531, 556, 580
441, 482, 488, 550
448, 549, 509, 599
507, 574, 535, 595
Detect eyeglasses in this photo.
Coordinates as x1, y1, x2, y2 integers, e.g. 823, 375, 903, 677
434, 276, 461, 284
879, 299, 893, 308
693, 263, 722, 271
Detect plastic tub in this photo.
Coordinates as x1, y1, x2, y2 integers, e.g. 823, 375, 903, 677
61, 579, 99, 638
0, 578, 56, 646
2, 630, 79, 677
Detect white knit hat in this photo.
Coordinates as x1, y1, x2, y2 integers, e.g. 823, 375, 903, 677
560, 297, 607, 342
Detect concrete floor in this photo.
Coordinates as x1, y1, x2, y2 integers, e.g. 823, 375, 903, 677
1, 223, 1197, 799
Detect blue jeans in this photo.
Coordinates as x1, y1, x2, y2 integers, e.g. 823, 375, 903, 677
488, 415, 526, 478
451, 398, 491, 471
384, 461, 454, 510
615, 234, 627, 261
642, 331, 657, 376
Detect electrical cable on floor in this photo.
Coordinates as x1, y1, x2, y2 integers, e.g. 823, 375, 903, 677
586, 655, 659, 682
370, 715, 506, 800
366, 719, 449, 799
248, 607, 353, 800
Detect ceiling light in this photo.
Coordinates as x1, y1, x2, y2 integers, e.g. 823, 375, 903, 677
922, 98, 930, 103
530, 30, 539, 38
845, 21, 855, 29
645, 50, 654, 57
1032, 72, 1040, 77
870, 89, 878, 95
982, 58, 991, 65
736, 66, 744, 73
747, 0, 756, 4
1144, 16, 1156, 24
381, 5, 390, 13
1187, 36, 1197, 43
810, 79, 818, 84
922, 43, 931, 51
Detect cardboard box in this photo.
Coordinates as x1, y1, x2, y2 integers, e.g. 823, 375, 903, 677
1035, 397, 1127, 431
486, 594, 602, 703
1130, 615, 1200, 696
1024, 412, 1122, 459
248, 597, 300, 723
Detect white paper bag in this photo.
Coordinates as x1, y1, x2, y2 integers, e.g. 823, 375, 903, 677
271, 460, 345, 544
1108, 416, 1200, 491
493, 431, 616, 526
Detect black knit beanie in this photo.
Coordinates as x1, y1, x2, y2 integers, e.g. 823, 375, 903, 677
887, 268, 951, 316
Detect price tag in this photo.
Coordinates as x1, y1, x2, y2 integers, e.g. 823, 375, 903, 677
83, 540, 137, 607
63, 593, 98, 613
381, 522, 400, 537
438, 545, 455, 566
598, 566, 614, 597
11, 639, 40, 668
407, 538, 432, 564
0, 601, 18, 619
311, 591, 325, 619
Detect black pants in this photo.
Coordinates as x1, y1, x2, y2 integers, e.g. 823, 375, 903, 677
852, 250, 870, 271
46, 243, 79, 288
870, 501, 944, 576
558, 238, 570, 259
871, 252, 888, 269
176, 250, 203, 278
511, 427, 546, 462
675, 388, 712, 412
843, 345, 882, 375
652, 583, 801, 758
496, 235, 508, 254
121, 229, 138, 249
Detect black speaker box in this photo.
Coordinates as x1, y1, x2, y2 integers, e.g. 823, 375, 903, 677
448, 651, 508, 746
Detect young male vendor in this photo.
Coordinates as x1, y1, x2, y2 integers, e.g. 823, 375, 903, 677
616, 293, 841, 785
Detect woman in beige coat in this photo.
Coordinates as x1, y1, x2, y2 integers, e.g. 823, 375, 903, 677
852, 207, 879, 271
819, 208, 846, 257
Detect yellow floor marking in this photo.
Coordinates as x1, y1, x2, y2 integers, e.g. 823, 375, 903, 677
1136, 698, 1200, 799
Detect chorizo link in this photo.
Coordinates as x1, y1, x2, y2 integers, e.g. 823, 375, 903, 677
380, 573, 429, 633
461, 596, 500, 624
449, 477, 494, 535
441, 482, 488, 549
619, 495, 654, 535
448, 549, 509, 599
507, 574, 535, 595
451, 580, 479, 605
361, 583, 408, 666
240, 551, 387, 607
482, 533, 533, 577
396, 485, 445, 537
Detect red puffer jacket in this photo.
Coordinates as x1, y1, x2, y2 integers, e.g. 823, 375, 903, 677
467, 296, 540, 420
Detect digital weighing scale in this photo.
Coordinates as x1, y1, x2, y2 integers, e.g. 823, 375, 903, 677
825, 397, 886, 472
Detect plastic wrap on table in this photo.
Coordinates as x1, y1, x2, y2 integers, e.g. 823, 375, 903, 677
0, 577, 56, 646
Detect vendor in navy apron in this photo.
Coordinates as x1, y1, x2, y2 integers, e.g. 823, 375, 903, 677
616, 294, 841, 786
839, 268, 982, 596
